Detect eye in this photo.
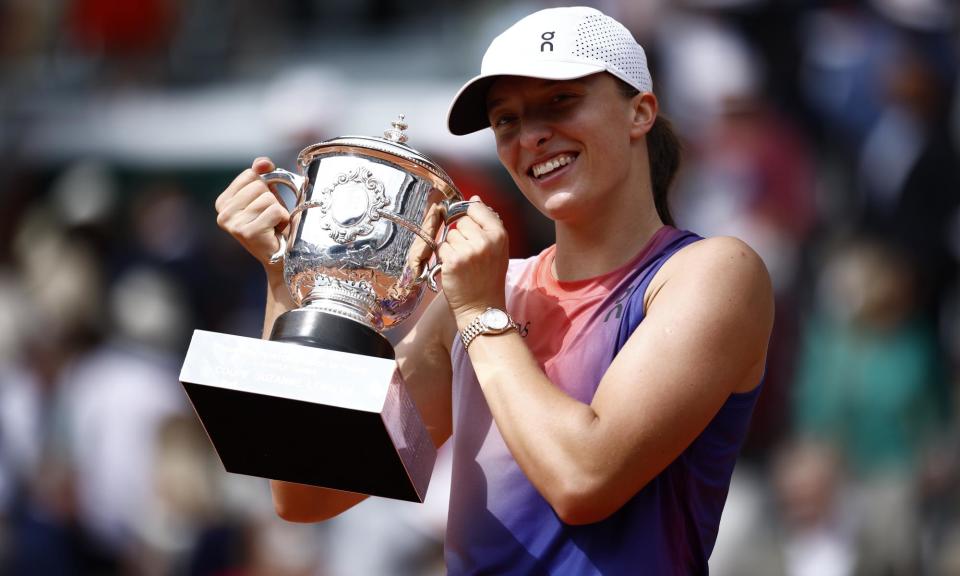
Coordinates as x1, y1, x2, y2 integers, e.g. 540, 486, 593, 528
491, 114, 517, 129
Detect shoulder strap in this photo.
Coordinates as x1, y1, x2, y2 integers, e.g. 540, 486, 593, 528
614, 231, 703, 354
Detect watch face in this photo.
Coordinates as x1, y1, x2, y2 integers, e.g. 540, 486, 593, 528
481, 308, 510, 330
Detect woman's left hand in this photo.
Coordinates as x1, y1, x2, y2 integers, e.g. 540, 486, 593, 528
437, 196, 511, 329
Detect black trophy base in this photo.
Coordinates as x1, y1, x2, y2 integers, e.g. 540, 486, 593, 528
269, 308, 394, 359
179, 330, 436, 503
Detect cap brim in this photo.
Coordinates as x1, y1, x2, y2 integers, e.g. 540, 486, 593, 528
446, 60, 606, 136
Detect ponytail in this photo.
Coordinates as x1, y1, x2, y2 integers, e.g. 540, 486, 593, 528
646, 115, 681, 227
616, 78, 682, 226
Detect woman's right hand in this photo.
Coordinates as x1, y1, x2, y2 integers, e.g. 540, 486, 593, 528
215, 157, 290, 276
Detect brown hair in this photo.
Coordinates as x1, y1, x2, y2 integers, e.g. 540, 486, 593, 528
617, 80, 681, 227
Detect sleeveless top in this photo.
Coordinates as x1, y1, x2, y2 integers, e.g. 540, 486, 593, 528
445, 226, 763, 575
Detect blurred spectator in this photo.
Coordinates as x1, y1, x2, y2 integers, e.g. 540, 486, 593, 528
793, 238, 948, 574
795, 239, 948, 476
50, 160, 119, 232
855, 36, 959, 323
135, 414, 220, 574
119, 180, 261, 341
1, 204, 109, 573
59, 267, 190, 559
717, 440, 859, 576
798, 3, 959, 319
799, 2, 893, 152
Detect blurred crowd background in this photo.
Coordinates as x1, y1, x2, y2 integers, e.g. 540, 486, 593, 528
0, 0, 958, 574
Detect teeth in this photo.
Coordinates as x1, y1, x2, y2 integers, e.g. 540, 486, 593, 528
532, 154, 574, 178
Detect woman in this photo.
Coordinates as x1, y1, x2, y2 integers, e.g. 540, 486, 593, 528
215, 7, 773, 574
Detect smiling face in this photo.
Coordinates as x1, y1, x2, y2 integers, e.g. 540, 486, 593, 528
486, 73, 655, 224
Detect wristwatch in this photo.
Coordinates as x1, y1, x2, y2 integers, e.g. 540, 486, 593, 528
460, 307, 519, 349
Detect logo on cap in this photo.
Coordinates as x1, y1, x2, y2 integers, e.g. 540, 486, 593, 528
540, 31, 554, 52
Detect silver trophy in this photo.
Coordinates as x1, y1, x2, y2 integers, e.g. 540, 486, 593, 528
180, 116, 467, 502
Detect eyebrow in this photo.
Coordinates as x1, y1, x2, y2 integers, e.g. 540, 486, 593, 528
486, 78, 590, 111
486, 97, 507, 114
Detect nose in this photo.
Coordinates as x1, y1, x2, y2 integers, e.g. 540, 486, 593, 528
518, 117, 552, 150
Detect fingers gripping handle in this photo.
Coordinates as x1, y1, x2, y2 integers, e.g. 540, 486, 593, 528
423, 200, 481, 292
259, 169, 305, 265
443, 199, 476, 227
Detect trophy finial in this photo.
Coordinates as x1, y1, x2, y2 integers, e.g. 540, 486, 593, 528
384, 114, 409, 143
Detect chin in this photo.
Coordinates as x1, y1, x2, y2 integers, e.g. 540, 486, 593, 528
538, 197, 584, 223
518, 181, 587, 221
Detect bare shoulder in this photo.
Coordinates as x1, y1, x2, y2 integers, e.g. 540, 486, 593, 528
644, 235, 774, 393
686, 234, 763, 261
647, 236, 772, 309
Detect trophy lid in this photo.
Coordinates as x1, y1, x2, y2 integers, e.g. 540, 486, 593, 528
297, 115, 459, 199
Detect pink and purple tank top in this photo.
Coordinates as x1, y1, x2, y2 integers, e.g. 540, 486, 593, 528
445, 226, 762, 575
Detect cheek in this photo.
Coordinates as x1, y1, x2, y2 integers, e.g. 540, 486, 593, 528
588, 118, 632, 164
496, 142, 519, 177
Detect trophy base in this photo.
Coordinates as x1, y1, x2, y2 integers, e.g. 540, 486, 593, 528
270, 308, 394, 360
179, 330, 436, 503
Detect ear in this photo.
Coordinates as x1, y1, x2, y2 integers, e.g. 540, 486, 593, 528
629, 92, 658, 140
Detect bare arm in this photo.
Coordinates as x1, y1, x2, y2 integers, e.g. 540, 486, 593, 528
439, 203, 774, 525
216, 158, 455, 522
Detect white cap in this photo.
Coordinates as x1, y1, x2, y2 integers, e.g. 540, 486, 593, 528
447, 6, 653, 135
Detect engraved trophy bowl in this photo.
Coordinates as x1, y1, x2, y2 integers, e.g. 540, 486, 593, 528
262, 114, 468, 358
179, 116, 466, 502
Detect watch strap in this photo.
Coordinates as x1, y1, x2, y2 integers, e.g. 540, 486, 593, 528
460, 308, 518, 349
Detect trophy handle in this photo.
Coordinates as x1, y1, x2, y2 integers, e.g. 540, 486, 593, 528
421, 200, 480, 292
260, 169, 305, 265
